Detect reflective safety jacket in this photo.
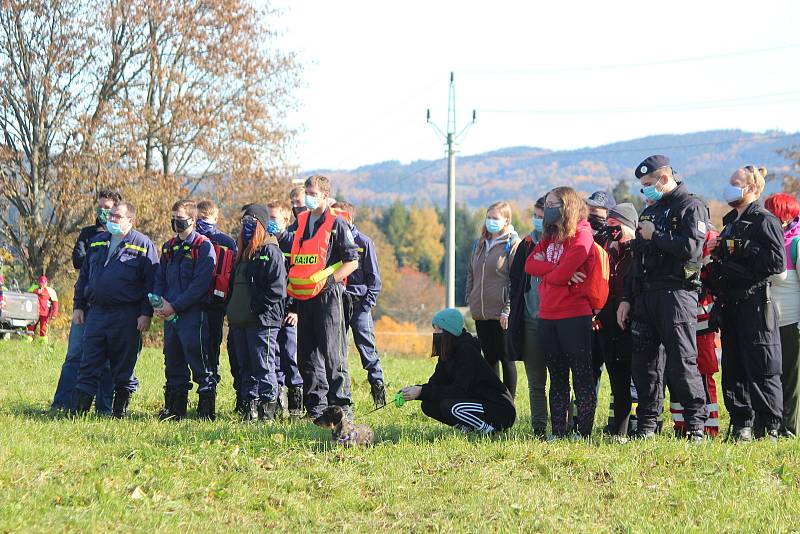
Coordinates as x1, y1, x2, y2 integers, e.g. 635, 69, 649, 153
287, 210, 345, 300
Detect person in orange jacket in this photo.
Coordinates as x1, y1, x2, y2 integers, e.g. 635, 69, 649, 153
28, 275, 59, 340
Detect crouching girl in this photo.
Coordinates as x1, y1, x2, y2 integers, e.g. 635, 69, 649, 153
399, 308, 516, 434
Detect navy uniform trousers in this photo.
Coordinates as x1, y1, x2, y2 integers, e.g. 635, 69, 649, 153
275, 323, 303, 388
164, 308, 215, 393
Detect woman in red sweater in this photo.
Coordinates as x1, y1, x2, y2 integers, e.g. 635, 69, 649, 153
525, 186, 597, 438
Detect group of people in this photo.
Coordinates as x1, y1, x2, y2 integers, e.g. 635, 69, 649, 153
49, 176, 387, 423
402, 155, 797, 442
43, 155, 800, 443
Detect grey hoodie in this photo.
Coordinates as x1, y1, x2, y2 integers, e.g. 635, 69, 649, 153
466, 229, 520, 321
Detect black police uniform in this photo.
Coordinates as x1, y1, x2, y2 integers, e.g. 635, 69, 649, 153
625, 157, 709, 435
709, 201, 785, 433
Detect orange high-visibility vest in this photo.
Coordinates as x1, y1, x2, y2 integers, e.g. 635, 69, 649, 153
287, 210, 343, 300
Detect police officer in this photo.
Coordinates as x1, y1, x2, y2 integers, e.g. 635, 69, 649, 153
154, 199, 217, 420
617, 155, 709, 441
72, 201, 158, 417
332, 201, 387, 408
195, 200, 237, 394
288, 175, 359, 422
707, 165, 785, 441
267, 200, 304, 417
51, 190, 121, 414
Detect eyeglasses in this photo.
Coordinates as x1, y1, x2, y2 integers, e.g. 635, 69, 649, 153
108, 213, 128, 222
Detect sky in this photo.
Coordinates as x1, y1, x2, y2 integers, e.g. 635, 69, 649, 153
267, 0, 800, 172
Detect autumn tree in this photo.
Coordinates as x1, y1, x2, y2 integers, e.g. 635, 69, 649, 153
400, 203, 445, 280
355, 218, 399, 317
774, 146, 800, 196
379, 266, 444, 327
0, 0, 299, 281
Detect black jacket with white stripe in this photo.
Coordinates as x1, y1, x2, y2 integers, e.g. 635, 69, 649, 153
419, 332, 514, 408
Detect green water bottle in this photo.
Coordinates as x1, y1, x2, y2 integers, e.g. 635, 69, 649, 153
148, 293, 178, 323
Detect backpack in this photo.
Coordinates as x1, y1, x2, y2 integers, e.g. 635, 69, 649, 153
584, 241, 610, 310
162, 235, 234, 306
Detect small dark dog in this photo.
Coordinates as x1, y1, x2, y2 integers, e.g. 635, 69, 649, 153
314, 406, 374, 447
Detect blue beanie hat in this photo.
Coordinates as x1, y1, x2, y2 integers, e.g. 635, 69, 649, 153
432, 308, 465, 337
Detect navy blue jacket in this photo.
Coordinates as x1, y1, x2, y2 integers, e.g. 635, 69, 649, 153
346, 225, 382, 308
72, 222, 106, 270
197, 223, 237, 254
74, 229, 158, 316
227, 241, 287, 327
154, 230, 216, 313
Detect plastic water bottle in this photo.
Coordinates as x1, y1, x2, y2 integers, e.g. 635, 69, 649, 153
147, 293, 178, 323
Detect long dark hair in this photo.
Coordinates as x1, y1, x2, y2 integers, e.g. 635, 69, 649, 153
236, 220, 268, 263
432, 330, 458, 362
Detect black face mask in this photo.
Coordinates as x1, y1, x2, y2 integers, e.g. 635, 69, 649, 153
172, 218, 191, 234
606, 224, 623, 242
543, 207, 562, 226
431, 332, 444, 358
292, 206, 308, 219
588, 214, 607, 233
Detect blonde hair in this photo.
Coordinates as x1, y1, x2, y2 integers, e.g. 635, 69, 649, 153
480, 201, 512, 241
742, 165, 768, 196
545, 187, 588, 243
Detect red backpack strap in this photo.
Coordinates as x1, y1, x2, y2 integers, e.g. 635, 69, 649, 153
189, 234, 210, 262
162, 237, 178, 261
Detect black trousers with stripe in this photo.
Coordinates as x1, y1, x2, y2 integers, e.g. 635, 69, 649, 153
421, 398, 516, 432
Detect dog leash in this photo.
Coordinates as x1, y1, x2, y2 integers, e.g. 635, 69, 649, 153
364, 392, 405, 416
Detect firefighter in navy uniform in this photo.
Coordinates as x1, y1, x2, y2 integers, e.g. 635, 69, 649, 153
707, 165, 785, 442
617, 155, 709, 441
288, 175, 359, 422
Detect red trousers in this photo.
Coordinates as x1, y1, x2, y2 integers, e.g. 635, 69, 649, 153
28, 314, 50, 337
671, 332, 720, 436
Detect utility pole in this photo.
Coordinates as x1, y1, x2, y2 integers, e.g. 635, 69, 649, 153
427, 72, 476, 308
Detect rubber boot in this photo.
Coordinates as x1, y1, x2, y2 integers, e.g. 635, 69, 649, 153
159, 388, 188, 421
258, 399, 279, 422
111, 389, 131, 419
242, 399, 259, 422
197, 391, 216, 421
288, 386, 304, 418
158, 387, 173, 421
71, 390, 94, 416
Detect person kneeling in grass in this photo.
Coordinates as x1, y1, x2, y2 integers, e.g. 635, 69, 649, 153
399, 308, 516, 435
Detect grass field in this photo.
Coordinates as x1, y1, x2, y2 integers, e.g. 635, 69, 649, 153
1, 339, 799, 533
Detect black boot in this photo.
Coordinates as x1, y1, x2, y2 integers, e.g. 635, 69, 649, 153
71, 390, 94, 416
370, 379, 387, 409
112, 389, 131, 419
158, 387, 173, 421
729, 425, 754, 442
258, 399, 279, 422
288, 386, 304, 418
242, 399, 259, 422
159, 388, 187, 421
197, 391, 216, 421
235, 391, 246, 415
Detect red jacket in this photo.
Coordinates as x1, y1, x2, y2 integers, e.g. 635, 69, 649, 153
524, 220, 594, 320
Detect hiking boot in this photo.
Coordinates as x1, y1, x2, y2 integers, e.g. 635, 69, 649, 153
766, 429, 780, 443
687, 430, 704, 444
197, 391, 216, 421
532, 427, 547, 439
111, 389, 131, 419
287, 386, 304, 418
633, 430, 657, 440
729, 425, 753, 442
234, 391, 246, 415
258, 399, 279, 422
370, 380, 387, 409
242, 399, 259, 422
159, 388, 187, 421
71, 390, 94, 416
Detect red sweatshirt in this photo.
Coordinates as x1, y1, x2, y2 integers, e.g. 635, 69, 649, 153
524, 219, 594, 320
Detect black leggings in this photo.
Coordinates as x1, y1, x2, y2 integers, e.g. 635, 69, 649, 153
421, 398, 516, 433
539, 316, 596, 437
475, 319, 517, 398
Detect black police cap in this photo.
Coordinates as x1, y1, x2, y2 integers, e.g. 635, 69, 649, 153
635, 155, 671, 179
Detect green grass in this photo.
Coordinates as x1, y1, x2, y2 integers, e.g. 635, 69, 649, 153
1, 340, 799, 533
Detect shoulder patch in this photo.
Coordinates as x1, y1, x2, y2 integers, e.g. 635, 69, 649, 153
697, 221, 707, 234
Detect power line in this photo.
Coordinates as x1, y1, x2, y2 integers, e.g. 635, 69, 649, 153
458, 43, 800, 76
478, 91, 800, 115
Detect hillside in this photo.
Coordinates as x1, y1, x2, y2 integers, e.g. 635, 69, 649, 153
313, 130, 800, 208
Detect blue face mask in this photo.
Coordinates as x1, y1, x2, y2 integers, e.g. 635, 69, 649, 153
305, 195, 319, 210
196, 219, 215, 235
242, 220, 256, 243
106, 221, 124, 236
266, 220, 280, 235
641, 181, 663, 202
532, 217, 543, 233
723, 184, 745, 204
485, 218, 504, 234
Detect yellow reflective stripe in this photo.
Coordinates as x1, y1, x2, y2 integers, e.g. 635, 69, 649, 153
283, 252, 291, 257
357, 247, 364, 252
172, 245, 180, 251
90, 241, 110, 248
258, 255, 269, 261
289, 287, 315, 296
124, 244, 147, 253
288, 261, 343, 286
